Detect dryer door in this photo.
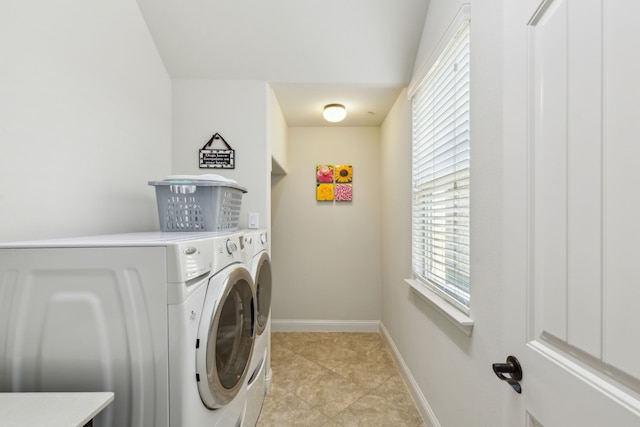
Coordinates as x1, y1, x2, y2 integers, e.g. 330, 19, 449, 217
253, 251, 272, 336
196, 265, 254, 409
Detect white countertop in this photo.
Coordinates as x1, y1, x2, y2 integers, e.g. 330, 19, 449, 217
0, 392, 114, 427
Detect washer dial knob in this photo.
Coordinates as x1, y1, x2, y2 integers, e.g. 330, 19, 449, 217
226, 239, 237, 254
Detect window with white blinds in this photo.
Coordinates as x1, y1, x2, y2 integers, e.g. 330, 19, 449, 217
411, 20, 470, 310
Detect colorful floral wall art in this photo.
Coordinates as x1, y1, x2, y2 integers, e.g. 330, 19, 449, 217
334, 184, 352, 201
316, 164, 334, 183
316, 164, 353, 201
316, 164, 334, 201
316, 183, 334, 201
335, 165, 352, 183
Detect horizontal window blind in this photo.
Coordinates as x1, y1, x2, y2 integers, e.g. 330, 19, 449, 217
411, 20, 470, 309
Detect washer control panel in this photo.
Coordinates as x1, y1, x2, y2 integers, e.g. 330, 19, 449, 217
168, 240, 214, 283
211, 233, 244, 273
226, 239, 237, 254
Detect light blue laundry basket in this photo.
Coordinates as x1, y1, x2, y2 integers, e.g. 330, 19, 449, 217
149, 180, 247, 231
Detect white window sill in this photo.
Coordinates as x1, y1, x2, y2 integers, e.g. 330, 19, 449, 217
405, 279, 474, 336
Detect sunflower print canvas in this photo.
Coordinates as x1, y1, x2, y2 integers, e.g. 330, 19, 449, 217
335, 165, 352, 183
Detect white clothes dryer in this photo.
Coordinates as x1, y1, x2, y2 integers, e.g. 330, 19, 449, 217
242, 229, 272, 426
0, 231, 254, 427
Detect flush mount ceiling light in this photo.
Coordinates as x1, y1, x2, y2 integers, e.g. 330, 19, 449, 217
323, 104, 347, 122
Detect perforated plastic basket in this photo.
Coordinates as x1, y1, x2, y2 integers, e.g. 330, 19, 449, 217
149, 180, 247, 232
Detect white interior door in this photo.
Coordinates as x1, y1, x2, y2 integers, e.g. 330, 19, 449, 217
503, 0, 640, 425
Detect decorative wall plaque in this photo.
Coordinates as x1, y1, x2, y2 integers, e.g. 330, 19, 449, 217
199, 133, 235, 169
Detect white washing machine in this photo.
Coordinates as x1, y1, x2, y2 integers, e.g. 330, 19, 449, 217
0, 231, 254, 427
242, 229, 272, 426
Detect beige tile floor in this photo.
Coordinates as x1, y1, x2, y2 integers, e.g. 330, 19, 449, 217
256, 332, 425, 427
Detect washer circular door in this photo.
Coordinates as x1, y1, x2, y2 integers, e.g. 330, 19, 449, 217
196, 264, 255, 408
253, 251, 272, 336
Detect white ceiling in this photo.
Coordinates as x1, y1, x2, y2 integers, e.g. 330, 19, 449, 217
135, 0, 429, 126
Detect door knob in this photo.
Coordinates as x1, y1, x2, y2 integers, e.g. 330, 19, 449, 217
492, 355, 522, 394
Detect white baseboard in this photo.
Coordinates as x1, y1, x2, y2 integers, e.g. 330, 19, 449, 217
270, 319, 380, 333
380, 323, 441, 427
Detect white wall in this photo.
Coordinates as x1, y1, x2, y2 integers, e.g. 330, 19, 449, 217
271, 127, 381, 326
380, 1, 505, 426
171, 80, 270, 230
0, 0, 172, 242
268, 86, 289, 176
